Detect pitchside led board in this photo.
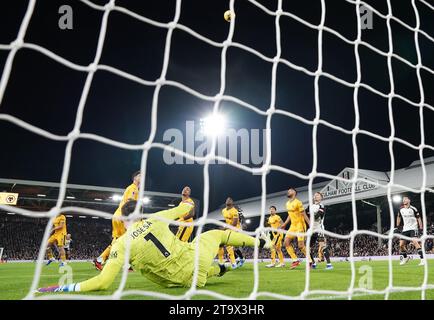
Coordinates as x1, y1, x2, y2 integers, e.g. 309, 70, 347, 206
0, 192, 18, 205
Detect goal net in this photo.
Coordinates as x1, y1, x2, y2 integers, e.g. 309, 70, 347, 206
0, 0, 433, 300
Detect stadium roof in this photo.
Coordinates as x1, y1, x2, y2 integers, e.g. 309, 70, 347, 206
208, 157, 434, 219
0, 179, 195, 216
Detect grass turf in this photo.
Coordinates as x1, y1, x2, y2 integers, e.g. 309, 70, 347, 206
0, 260, 433, 300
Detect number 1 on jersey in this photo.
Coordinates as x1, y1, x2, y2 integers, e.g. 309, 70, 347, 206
144, 232, 170, 257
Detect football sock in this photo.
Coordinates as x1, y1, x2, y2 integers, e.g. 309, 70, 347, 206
285, 244, 298, 260
323, 246, 331, 264
271, 249, 276, 264
218, 247, 225, 264
277, 250, 285, 264
47, 247, 54, 260
99, 245, 112, 264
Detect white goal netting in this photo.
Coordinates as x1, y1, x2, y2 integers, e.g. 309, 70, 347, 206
0, 0, 434, 300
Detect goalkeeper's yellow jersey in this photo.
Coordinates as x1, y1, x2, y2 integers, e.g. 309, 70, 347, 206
79, 201, 196, 291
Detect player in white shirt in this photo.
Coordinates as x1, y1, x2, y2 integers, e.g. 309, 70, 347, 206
64, 234, 72, 261
306, 192, 333, 270
396, 196, 425, 266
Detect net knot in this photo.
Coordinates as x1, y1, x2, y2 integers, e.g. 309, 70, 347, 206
11, 39, 23, 49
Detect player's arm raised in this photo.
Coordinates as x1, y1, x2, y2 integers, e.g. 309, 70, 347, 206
153, 201, 194, 221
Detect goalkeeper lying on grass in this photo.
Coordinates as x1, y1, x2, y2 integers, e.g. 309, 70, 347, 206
38, 200, 271, 293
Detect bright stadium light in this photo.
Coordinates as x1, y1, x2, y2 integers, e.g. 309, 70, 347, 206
37, 194, 46, 197
245, 219, 251, 224
94, 198, 103, 201
168, 203, 175, 207
201, 113, 226, 137
392, 195, 402, 204
112, 194, 122, 202
66, 196, 75, 200
142, 197, 151, 204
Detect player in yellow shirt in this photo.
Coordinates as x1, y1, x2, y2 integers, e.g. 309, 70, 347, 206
175, 186, 195, 242
45, 213, 67, 267
265, 205, 285, 268
218, 197, 243, 269
93, 170, 141, 270
281, 187, 310, 269
37, 199, 272, 293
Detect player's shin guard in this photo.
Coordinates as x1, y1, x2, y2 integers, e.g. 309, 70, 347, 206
285, 244, 298, 261
323, 246, 331, 264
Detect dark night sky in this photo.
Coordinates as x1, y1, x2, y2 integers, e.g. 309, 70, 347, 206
0, 0, 433, 212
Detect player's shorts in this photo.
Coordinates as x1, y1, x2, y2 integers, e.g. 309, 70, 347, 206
401, 229, 420, 240
310, 230, 326, 244
48, 233, 66, 247
271, 232, 283, 247
285, 225, 306, 242
176, 225, 194, 242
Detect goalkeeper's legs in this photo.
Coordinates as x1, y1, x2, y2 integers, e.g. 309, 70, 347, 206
193, 229, 269, 287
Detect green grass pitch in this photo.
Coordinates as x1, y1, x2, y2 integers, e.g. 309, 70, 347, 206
0, 260, 433, 300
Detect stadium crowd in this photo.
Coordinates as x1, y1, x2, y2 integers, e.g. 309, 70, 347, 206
0, 215, 111, 261
1, 214, 433, 261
